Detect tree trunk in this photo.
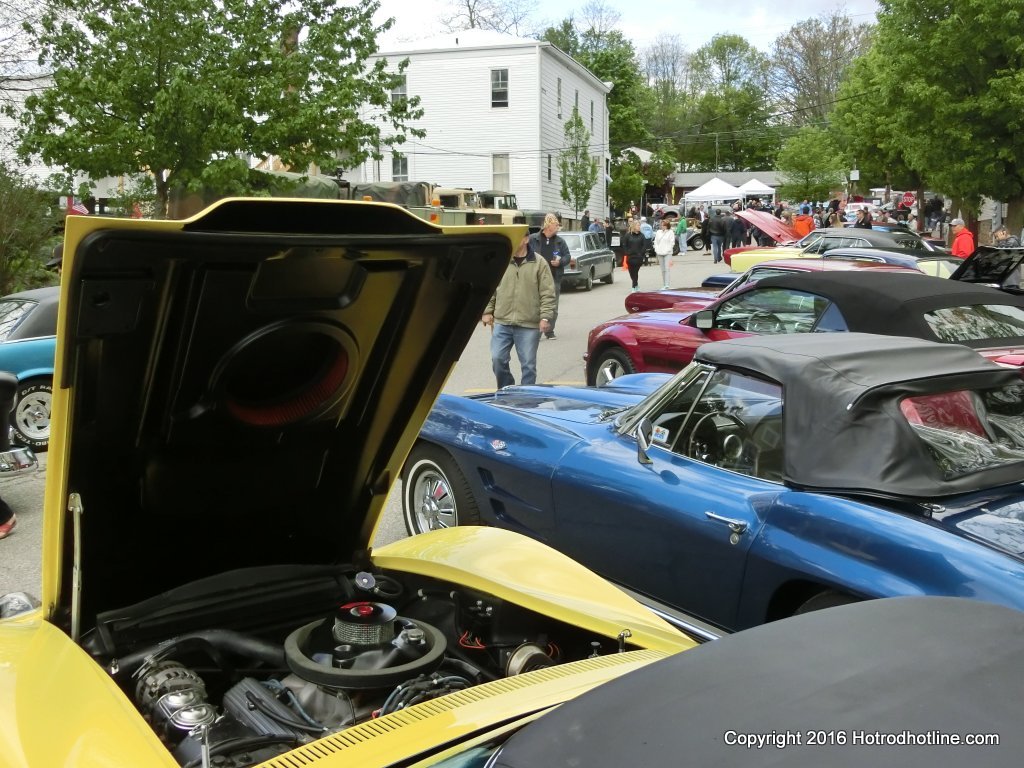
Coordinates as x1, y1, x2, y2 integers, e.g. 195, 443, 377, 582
154, 175, 169, 220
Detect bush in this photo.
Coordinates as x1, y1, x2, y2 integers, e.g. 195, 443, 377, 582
0, 164, 61, 294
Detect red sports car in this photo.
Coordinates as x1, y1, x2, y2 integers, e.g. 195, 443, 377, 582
624, 258, 911, 314
586, 269, 1024, 385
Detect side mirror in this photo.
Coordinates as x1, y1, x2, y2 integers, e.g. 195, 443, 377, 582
637, 417, 654, 465
693, 309, 714, 330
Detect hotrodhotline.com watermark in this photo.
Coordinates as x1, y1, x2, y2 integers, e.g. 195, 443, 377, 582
723, 730, 1001, 749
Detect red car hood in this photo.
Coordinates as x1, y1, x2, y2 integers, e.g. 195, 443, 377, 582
980, 347, 1024, 367
734, 209, 799, 244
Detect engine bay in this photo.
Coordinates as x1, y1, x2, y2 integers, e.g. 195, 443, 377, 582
80, 565, 640, 768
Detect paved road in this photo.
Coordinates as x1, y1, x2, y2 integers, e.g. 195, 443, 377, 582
0, 247, 727, 600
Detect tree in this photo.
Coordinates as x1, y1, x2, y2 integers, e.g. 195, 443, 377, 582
17, 0, 423, 218
642, 34, 691, 144
559, 107, 598, 217
0, 162, 60, 293
440, 0, 538, 35
863, 0, 1024, 231
682, 35, 777, 172
775, 125, 845, 201
768, 12, 872, 126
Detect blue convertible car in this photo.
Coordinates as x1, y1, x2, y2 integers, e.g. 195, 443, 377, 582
404, 333, 1024, 631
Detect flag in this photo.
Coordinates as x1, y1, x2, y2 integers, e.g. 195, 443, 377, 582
68, 200, 89, 215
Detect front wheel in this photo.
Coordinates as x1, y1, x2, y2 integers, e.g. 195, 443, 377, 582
11, 379, 52, 451
402, 444, 481, 536
794, 590, 859, 616
689, 235, 704, 251
591, 347, 636, 386
578, 269, 594, 291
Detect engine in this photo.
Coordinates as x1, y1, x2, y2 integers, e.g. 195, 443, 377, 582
95, 568, 625, 768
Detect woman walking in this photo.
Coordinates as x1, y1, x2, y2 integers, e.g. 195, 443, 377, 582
653, 218, 676, 289
622, 219, 647, 292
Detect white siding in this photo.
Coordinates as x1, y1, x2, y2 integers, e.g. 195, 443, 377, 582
348, 33, 609, 224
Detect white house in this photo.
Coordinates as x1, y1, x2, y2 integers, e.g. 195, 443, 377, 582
346, 29, 611, 226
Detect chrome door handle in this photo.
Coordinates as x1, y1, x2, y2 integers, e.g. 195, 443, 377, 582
705, 511, 748, 535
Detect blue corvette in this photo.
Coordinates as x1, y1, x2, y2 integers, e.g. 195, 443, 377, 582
0, 286, 57, 449
404, 333, 1024, 631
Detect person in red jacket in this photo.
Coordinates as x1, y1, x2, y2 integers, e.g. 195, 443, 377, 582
950, 218, 975, 258
792, 205, 816, 237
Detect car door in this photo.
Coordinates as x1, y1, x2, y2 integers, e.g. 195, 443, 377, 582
548, 365, 784, 628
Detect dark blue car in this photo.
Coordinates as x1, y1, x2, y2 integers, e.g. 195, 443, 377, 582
0, 286, 58, 449
403, 333, 1024, 631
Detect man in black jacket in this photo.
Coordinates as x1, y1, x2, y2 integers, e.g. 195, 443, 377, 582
530, 213, 570, 340
708, 210, 727, 263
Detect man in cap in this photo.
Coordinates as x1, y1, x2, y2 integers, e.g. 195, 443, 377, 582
950, 218, 975, 258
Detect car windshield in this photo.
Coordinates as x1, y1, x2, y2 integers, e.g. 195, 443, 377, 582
922, 304, 1024, 342
901, 383, 1024, 479
0, 299, 35, 341
895, 237, 930, 251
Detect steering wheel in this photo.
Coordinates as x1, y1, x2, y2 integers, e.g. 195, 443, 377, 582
746, 310, 785, 333
686, 411, 746, 464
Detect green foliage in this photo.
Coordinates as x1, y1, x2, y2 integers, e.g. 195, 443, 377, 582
679, 35, 777, 172
0, 163, 61, 294
860, 0, 1024, 228
775, 125, 846, 201
607, 152, 644, 215
558, 107, 599, 216
17, 0, 424, 218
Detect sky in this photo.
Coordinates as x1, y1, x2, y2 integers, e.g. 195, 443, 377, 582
373, 0, 881, 54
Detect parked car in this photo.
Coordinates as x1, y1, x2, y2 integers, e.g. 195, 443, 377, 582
726, 225, 938, 272
521, 596, 1023, 768
626, 258, 917, 314
593, 270, 1024, 385
404, 332, 1024, 632
0, 286, 58, 450
558, 230, 616, 290
0, 201, 700, 768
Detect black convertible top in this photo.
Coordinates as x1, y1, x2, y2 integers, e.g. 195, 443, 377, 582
693, 333, 1021, 496
750, 271, 1024, 347
493, 597, 1024, 767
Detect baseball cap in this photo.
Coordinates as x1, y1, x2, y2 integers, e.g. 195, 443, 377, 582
950, 218, 965, 227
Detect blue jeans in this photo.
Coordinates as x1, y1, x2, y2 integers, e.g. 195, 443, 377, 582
711, 235, 725, 263
491, 323, 541, 387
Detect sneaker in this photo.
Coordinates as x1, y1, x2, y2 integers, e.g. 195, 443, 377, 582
663, 285, 670, 289
0, 514, 16, 540
546, 333, 557, 340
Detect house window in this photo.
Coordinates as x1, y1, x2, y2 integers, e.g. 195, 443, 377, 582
392, 154, 408, 181
557, 78, 562, 118
590, 100, 594, 132
391, 75, 407, 106
575, 89, 579, 110
493, 153, 510, 191
491, 68, 508, 108
547, 154, 552, 181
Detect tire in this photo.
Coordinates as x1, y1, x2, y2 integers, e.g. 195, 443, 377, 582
689, 235, 704, 251
601, 265, 615, 284
591, 347, 636, 386
11, 379, 52, 451
580, 269, 594, 291
794, 590, 859, 616
402, 443, 482, 536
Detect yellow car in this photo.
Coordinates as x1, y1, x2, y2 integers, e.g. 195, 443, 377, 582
0, 200, 699, 768
728, 226, 938, 273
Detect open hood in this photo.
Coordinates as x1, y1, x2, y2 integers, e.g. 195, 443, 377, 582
47, 199, 515, 624
950, 245, 1024, 286
734, 208, 799, 244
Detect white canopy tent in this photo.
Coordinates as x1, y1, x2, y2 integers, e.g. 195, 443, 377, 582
738, 178, 775, 196
683, 177, 744, 202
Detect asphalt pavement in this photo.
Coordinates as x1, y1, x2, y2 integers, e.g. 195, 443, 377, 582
0, 246, 729, 601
